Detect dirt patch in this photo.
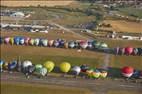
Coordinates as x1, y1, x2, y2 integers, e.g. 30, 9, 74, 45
103, 20, 142, 33
1, 0, 76, 7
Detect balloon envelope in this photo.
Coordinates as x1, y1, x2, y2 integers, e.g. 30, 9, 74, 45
60, 62, 71, 73
40, 67, 47, 76
41, 39, 48, 47
43, 61, 55, 73
4, 37, 10, 44
91, 70, 100, 78
68, 41, 75, 48
48, 40, 54, 47
34, 38, 40, 46
14, 36, 20, 45
22, 60, 32, 68
122, 66, 134, 78
19, 37, 25, 45
8, 61, 17, 70
100, 71, 108, 78
125, 47, 133, 55
80, 64, 89, 72
80, 41, 88, 49
72, 66, 81, 75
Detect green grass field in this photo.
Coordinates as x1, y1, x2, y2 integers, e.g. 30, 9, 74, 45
1, 83, 92, 94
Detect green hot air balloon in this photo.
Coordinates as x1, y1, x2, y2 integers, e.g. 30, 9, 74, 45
60, 62, 71, 73
43, 61, 55, 73
35, 64, 43, 72
91, 70, 100, 79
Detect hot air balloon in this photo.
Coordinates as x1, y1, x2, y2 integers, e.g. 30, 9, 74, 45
99, 42, 108, 49
53, 40, 60, 47
68, 41, 75, 48
24, 37, 30, 45
40, 67, 47, 76
14, 36, 20, 45
48, 40, 54, 47
60, 62, 71, 73
34, 38, 40, 46
133, 48, 138, 55
79, 40, 88, 49
3, 62, 8, 70
94, 41, 101, 49
43, 61, 55, 73
80, 64, 89, 72
8, 60, 17, 71
28, 38, 35, 46
0, 60, 4, 72
119, 47, 125, 55
114, 47, 120, 55
139, 71, 142, 79
64, 42, 68, 49
125, 47, 133, 55
72, 66, 81, 76
19, 37, 25, 45
92, 40, 97, 47
41, 39, 48, 47
91, 70, 100, 79
100, 70, 108, 78
9, 37, 14, 45
74, 41, 79, 48
87, 41, 93, 49
35, 64, 43, 73
22, 60, 32, 68
137, 48, 142, 56
0, 37, 2, 44
27, 65, 35, 74
86, 68, 94, 78
121, 66, 134, 78
4, 37, 10, 44
58, 39, 65, 48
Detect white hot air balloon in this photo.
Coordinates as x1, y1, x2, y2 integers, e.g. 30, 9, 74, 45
22, 60, 32, 68
72, 66, 81, 76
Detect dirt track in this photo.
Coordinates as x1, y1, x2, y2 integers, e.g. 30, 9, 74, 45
1, 72, 142, 94
1, 0, 75, 7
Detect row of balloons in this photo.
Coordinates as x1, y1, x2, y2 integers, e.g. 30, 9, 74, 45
1, 36, 142, 56
0, 36, 108, 49
1, 60, 142, 79
0, 60, 108, 79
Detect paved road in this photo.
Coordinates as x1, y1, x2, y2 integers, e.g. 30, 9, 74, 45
1, 72, 142, 94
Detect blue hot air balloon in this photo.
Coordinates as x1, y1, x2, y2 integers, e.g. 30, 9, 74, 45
0, 60, 4, 72
14, 36, 20, 45
19, 37, 25, 45
8, 60, 17, 71
53, 40, 60, 47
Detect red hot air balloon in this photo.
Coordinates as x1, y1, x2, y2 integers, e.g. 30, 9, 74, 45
125, 47, 133, 55
121, 66, 134, 78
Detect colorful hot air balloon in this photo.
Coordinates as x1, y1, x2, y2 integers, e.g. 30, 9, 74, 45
79, 40, 88, 49
53, 40, 60, 47
29, 38, 35, 46
34, 38, 40, 46
24, 37, 30, 45
72, 66, 81, 76
100, 70, 108, 78
8, 61, 17, 71
99, 42, 108, 49
87, 41, 93, 49
43, 61, 55, 73
86, 68, 94, 77
68, 41, 75, 48
9, 37, 14, 45
125, 47, 133, 55
94, 41, 101, 49
41, 39, 48, 47
14, 36, 20, 45
22, 60, 32, 68
80, 64, 89, 72
60, 62, 71, 73
48, 40, 54, 47
119, 47, 125, 55
35, 64, 43, 74
91, 70, 100, 79
121, 66, 134, 78
40, 67, 47, 76
133, 48, 138, 55
0, 60, 4, 72
64, 42, 68, 49
4, 37, 10, 44
19, 37, 25, 45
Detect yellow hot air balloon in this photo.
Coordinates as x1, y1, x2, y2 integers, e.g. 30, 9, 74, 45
9, 37, 14, 45
43, 61, 55, 73
60, 62, 71, 73
100, 71, 108, 78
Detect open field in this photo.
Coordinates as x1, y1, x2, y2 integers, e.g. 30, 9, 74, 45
1, 82, 91, 94
1, 0, 76, 7
103, 20, 142, 33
